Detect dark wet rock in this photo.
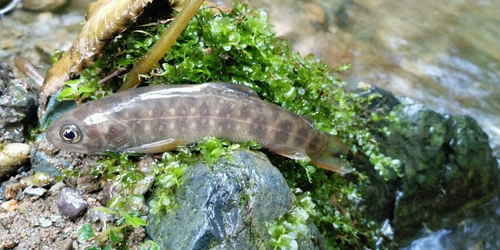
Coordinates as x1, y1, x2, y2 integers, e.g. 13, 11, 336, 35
38, 89, 77, 129
402, 195, 500, 249
0, 181, 9, 200
57, 187, 88, 219
147, 150, 326, 249
359, 87, 500, 245
0, 60, 39, 143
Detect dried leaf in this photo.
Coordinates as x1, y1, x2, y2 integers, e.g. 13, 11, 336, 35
39, 0, 155, 114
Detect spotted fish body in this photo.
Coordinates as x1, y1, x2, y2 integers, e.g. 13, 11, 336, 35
46, 82, 350, 173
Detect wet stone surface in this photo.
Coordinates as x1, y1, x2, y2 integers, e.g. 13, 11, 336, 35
147, 150, 326, 249
358, 87, 500, 246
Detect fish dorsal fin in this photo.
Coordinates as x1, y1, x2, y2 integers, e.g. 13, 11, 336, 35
205, 82, 261, 99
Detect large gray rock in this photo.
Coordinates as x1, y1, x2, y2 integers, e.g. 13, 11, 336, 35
147, 150, 326, 249
360, 87, 500, 245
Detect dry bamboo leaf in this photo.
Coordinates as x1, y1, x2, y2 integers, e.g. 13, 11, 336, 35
39, 0, 156, 114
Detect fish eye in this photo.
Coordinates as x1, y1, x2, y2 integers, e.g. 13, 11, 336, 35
60, 125, 81, 143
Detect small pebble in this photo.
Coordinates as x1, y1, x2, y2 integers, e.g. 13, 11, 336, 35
49, 214, 62, 222
48, 181, 66, 196
23, 185, 47, 197
57, 187, 88, 219
2, 239, 18, 249
54, 238, 73, 250
0, 199, 18, 211
40, 218, 52, 227
3, 182, 25, 200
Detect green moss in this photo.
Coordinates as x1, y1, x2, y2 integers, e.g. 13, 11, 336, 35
58, 2, 400, 248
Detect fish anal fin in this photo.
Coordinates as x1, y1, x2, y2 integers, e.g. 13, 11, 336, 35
270, 145, 308, 160
123, 139, 187, 154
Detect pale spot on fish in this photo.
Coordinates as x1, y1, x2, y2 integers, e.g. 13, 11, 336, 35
190, 122, 197, 129
209, 120, 216, 126
168, 123, 175, 130
215, 108, 220, 115
144, 124, 151, 132
169, 108, 176, 115
158, 125, 164, 131
148, 110, 153, 116
190, 107, 196, 114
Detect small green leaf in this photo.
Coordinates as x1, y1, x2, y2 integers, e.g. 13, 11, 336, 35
109, 228, 124, 244
119, 209, 147, 228
77, 224, 96, 242
57, 87, 77, 100
140, 240, 160, 250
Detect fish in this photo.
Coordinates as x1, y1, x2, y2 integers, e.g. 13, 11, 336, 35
46, 82, 351, 173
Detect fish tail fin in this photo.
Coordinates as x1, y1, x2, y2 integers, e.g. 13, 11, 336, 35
311, 133, 351, 174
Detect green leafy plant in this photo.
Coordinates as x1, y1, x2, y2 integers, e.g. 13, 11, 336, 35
77, 208, 146, 248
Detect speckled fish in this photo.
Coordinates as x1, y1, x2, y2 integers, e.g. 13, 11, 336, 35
46, 82, 351, 173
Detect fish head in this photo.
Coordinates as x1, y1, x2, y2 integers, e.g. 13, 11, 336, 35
46, 109, 119, 154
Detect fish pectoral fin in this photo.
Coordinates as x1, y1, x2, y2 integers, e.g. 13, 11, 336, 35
122, 139, 187, 154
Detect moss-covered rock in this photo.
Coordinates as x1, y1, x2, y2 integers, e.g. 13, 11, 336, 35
363, 87, 500, 245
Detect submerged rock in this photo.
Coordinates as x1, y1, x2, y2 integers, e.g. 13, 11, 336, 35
147, 150, 326, 249
360, 87, 500, 245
